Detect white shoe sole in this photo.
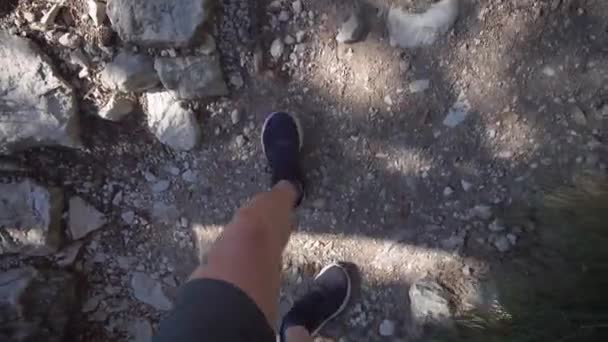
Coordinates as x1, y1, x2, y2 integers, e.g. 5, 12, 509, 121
310, 263, 353, 336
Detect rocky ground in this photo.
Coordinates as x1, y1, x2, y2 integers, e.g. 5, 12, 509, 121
0, 0, 607, 341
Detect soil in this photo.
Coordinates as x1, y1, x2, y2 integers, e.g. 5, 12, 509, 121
1, 0, 607, 341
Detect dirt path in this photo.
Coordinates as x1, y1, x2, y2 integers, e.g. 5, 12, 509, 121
1, 0, 607, 341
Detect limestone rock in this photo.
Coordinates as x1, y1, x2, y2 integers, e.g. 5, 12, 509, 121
68, 197, 106, 240
145, 92, 201, 150
336, 5, 367, 44
101, 51, 159, 92
409, 277, 453, 326
0, 180, 64, 256
0, 32, 80, 152
87, 0, 107, 26
443, 91, 471, 127
131, 272, 172, 310
99, 93, 135, 121
0, 267, 80, 342
106, 0, 212, 47
154, 56, 228, 99
388, 0, 459, 48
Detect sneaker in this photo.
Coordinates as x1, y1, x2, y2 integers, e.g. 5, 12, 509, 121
279, 263, 352, 339
261, 112, 304, 205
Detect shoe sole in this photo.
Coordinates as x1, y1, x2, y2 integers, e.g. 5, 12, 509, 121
261, 112, 304, 157
310, 263, 353, 337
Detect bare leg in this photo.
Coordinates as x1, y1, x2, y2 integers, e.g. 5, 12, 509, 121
285, 326, 313, 342
189, 180, 297, 325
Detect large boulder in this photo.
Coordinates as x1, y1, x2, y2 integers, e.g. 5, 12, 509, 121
0, 267, 80, 342
106, 0, 213, 47
387, 0, 459, 48
101, 51, 159, 92
0, 180, 64, 256
145, 91, 201, 151
0, 31, 80, 152
154, 56, 228, 100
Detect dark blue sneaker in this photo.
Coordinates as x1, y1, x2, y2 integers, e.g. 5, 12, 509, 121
279, 263, 352, 340
261, 112, 304, 206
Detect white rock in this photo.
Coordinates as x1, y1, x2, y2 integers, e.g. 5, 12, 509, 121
106, 0, 212, 47
443, 91, 471, 127
409, 79, 430, 93
379, 319, 395, 336
231, 109, 241, 125
145, 92, 201, 151
154, 55, 228, 99
443, 186, 454, 197
471, 205, 492, 220
387, 0, 459, 48
542, 66, 556, 77
494, 235, 511, 252
0, 180, 64, 256
292, 0, 303, 14
68, 197, 106, 240
409, 278, 453, 325
87, 0, 107, 26
507, 233, 517, 245
151, 180, 170, 193
270, 38, 285, 59
235, 135, 246, 148
197, 33, 216, 55
461, 180, 472, 191
284, 35, 296, 45
230, 74, 244, 89
488, 219, 505, 232
121, 211, 135, 224
278, 10, 290, 21
296, 30, 306, 43
383, 95, 393, 106
181, 170, 196, 182
58, 32, 81, 48
131, 272, 172, 310
101, 51, 159, 92
0, 32, 80, 152
41, 3, 63, 27
99, 94, 135, 121
336, 11, 365, 44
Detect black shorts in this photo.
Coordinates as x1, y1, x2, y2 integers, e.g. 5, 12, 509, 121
153, 279, 275, 342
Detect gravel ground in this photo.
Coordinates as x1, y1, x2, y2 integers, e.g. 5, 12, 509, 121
1, 0, 607, 341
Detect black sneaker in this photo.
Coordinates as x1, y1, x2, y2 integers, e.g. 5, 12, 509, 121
279, 263, 352, 340
261, 112, 304, 206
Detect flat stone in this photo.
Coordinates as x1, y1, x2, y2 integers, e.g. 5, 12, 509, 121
0, 267, 79, 342
99, 93, 135, 121
0, 180, 64, 256
121, 211, 135, 224
154, 56, 228, 99
270, 38, 285, 59
494, 235, 511, 252
87, 0, 107, 26
336, 7, 366, 44
471, 205, 492, 220
0, 32, 80, 152
145, 91, 201, 150
409, 277, 453, 326
68, 197, 106, 240
151, 180, 170, 192
571, 105, 587, 126
409, 79, 430, 93
388, 0, 459, 48
131, 272, 172, 310
443, 91, 471, 127
379, 319, 396, 336
58, 32, 81, 48
107, 0, 212, 47
41, 3, 63, 27
101, 51, 159, 92
488, 219, 506, 232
